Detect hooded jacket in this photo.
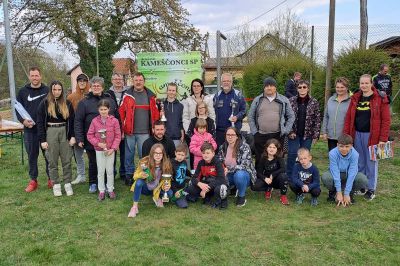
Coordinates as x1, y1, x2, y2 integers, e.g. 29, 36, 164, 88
189, 128, 217, 170
343, 88, 390, 146
87, 115, 121, 151
16, 83, 49, 132
163, 98, 184, 140
108, 85, 128, 107
67, 73, 90, 111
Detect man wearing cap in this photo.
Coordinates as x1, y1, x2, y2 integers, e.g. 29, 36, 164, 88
248, 77, 295, 166
213, 73, 247, 147
68, 73, 90, 185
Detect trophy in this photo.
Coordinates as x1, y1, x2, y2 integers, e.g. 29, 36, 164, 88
161, 174, 172, 202
157, 99, 167, 122
229, 99, 237, 127
141, 163, 153, 182
98, 129, 107, 154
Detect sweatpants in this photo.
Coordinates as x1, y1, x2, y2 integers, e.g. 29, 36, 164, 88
354, 131, 378, 191
251, 173, 288, 195
45, 127, 73, 184
290, 183, 321, 197
24, 130, 49, 180
73, 144, 86, 179
321, 171, 368, 192
253, 132, 282, 167
96, 150, 115, 192
185, 178, 227, 202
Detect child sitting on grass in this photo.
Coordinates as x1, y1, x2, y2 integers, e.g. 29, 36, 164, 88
290, 148, 321, 206
186, 142, 228, 209
128, 144, 173, 218
170, 144, 192, 208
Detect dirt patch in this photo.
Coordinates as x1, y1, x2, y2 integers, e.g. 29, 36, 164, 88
0, 109, 12, 120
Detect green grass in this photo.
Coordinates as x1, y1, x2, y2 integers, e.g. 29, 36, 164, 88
0, 140, 399, 265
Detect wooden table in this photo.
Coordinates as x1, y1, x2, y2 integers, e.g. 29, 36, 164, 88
0, 119, 24, 164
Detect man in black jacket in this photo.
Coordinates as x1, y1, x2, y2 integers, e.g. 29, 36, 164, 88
373, 64, 393, 100
74, 76, 120, 193
142, 120, 175, 158
16, 66, 50, 192
163, 82, 184, 147
285, 72, 301, 99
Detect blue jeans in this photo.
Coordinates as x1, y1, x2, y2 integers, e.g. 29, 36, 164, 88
124, 134, 149, 176
132, 179, 152, 202
227, 170, 250, 197
287, 137, 312, 178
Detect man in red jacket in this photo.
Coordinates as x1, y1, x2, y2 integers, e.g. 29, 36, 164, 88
119, 72, 160, 185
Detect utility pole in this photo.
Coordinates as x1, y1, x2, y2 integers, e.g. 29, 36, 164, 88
360, 0, 368, 49
310, 25, 314, 95
3, 0, 17, 121
216, 31, 227, 90
325, 0, 335, 107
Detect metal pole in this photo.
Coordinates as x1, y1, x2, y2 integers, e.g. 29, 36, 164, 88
216, 30, 227, 89
325, 0, 335, 107
309, 26, 314, 95
3, 0, 17, 121
96, 31, 99, 76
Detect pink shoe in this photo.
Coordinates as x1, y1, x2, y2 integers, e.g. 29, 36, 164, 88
108, 191, 116, 200
128, 205, 138, 218
153, 198, 164, 208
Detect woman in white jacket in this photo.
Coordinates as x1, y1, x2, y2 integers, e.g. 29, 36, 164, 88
182, 79, 215, 132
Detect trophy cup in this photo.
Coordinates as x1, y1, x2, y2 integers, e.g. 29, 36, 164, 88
161, 174, 172, 202
98, 128, 107, 154
157, 99, 167, 122
229, 99, 237, 127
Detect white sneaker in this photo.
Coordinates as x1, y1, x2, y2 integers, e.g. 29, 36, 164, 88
64, 183, 74, 196
71, 175, 86, 185
53, 184, 62, 197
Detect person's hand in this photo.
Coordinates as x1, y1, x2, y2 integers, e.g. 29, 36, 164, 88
175, 191, 181, 198
41, 142, 49, 150
164, 183, 171, 192
140, 172, 148, 179
264, 177, 272, 185
180, 134, 185, 143
378, 141, 386, 150
200, 190, 206, 198
343, 195, 351, 206
197, 182, 210, 192
98, 142, 107, 149
302, 185, 309, 193
23, 119, 34, 128
288, 132, 296, 139
224, 167, 228, 176
121, 133, 125, 140
69, 137, 76, 146
229, 116, 238, 122
105, 149, 114, 156
321, 134, 328, 141
78, 142, 84, 148
336, 191, 344, 206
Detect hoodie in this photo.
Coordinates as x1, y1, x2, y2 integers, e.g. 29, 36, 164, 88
329, 146, 359, 196
67, 73, 90, 111
108, 85, 128, 106
141, 135, 176, 159
16, 83, 49, 132
163, 98, 184, 140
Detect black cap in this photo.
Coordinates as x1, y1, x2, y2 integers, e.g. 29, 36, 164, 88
263, 77, 277, 88
76, 73, 89, 82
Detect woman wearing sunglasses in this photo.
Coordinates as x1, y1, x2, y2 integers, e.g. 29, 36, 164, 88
286, 80, 321, 178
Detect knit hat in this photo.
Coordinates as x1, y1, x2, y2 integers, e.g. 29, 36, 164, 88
76, 73, 89, 82
263, 77, 277, 88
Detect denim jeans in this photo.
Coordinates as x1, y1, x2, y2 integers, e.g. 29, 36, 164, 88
124, 134, 149, 176
227, 170, 250, 197
287, 137, 312, 178
132, 178, 152, 202
73, 144, 85, 179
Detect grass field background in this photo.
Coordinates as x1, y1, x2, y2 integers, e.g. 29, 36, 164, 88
0, 125, 399, 265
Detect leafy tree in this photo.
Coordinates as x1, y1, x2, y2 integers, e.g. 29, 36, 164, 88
11, 0, 205, 86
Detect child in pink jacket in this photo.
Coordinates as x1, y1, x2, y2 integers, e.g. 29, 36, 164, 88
190, 118, 217, 170
87, 99, 121, 201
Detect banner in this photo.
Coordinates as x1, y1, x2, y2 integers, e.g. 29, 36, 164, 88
137, 51, 203, 100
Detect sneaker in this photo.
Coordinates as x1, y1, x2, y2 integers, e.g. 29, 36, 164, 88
310, 197, 318, 206
25, 180, 38, 192
229, 185, 237, 196
89, 184, 97, 193
108, 191, 116, 200
64, 183, 73, 196
280, 195, 289, 205
98, 192, 106, 201
71, 175, 86, 185
47, 179, 53, 189
296, 193, 305, 204
364, 190, 376, 201
203, 196, 212, 205
153, 198, 164, 207
236, 196, 246, 207
128, 205, 138, 218
53, 184, 62, 197
264, 190, 272, 200
327, 190, 336, 203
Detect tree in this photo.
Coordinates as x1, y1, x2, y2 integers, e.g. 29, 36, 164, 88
11, 0, 205, 86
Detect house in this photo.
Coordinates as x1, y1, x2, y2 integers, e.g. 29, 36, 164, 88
203, 33, 298, 84
370, 36, 400, 58
67, 58, 137, 91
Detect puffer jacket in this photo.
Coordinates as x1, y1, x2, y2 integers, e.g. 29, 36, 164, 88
189, 128, 217, 170
87, 115, 121, 151
289, 95, 321, 140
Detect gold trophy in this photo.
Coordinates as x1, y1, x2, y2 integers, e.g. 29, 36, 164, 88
161, 174, 172, 202
98, 128, 107, 154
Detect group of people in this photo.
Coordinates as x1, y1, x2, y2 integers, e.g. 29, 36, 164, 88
16, 66, 391, 218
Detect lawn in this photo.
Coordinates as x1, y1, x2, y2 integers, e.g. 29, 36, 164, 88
0, 137, 399, 265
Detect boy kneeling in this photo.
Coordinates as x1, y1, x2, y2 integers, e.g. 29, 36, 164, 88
186, 142, 228, 209
322, 134, 368, 206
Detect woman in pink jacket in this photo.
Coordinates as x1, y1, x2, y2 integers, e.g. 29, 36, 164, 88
87, 99, 121, 201
190, 118, 217, 170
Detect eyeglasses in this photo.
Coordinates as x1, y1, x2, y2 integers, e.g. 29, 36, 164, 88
298, 86, 308, 89
226, 134, 237, 137
198, 107, 206, 109
154, 152, 163, 155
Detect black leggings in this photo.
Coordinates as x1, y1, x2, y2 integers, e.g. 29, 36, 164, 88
289, 183, 321, 197
251, 173, 288, 195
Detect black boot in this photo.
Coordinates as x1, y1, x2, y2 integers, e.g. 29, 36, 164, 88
125, 174, 133, 186
327, 190, 336, 203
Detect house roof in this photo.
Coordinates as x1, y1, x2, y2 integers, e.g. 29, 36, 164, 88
370, 36, 400, 48
66, 58, 136, 75
66, 64, 80, 75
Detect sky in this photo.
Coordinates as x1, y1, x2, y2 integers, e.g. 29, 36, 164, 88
14, 0, 400, 68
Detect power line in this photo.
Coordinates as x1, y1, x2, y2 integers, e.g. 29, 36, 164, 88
224, 0, 289, 32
